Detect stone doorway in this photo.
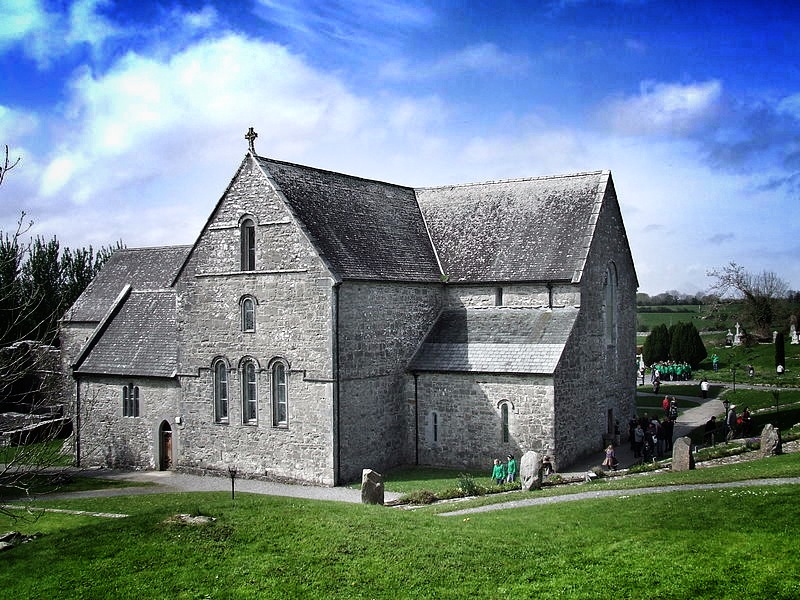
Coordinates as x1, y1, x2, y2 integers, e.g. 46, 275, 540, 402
159, 421, 173, 470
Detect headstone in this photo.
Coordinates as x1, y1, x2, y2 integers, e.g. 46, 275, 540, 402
734, 322, 743, 346
360, 469, 384, 505
725, 330, 733, 346
671, 436, 695, 471
791, 324, 799, 345
760, 424, 782, 457
520, 450, 543, 491
773, 331, 778, 343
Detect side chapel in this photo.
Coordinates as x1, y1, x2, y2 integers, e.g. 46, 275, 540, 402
60, 129, 638, 485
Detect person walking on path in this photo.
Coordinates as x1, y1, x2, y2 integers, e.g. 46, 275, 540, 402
505, 454, 518, 483
700, 378, 709, 400
491, 459, 506, 485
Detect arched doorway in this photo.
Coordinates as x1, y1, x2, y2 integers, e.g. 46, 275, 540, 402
159, 421, 173, 470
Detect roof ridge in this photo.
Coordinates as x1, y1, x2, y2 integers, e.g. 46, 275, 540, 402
255, 154, 414, 191
415, 170, 607, 191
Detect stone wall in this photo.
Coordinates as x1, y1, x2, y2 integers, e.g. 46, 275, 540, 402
443, 283, 579, 310
336, 281, 442, 482
76, 375, 180, 469
413, 372, 555, 471
551, 178, 637, 467
173, 156, 338, 485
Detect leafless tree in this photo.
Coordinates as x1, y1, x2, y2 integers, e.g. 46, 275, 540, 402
707, 262, 790, 337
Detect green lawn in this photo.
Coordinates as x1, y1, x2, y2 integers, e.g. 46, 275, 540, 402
2, 456, 800, 598
637, 305, 703, 331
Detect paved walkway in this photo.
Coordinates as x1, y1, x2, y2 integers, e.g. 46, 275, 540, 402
565, 390, 724, 474
438, 477, 800, 517
17, 468, 404, 505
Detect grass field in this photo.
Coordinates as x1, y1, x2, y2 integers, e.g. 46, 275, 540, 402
2, 455, 800, 598
637, 305, 703, 331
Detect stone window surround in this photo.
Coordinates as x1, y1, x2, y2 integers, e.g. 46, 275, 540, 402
122, 383, 139, 418
241, 357, 259, 425
213, 358, 229, 423
240, 216, 256, 272
270, 358, 289, 428
240, 295, 257, 332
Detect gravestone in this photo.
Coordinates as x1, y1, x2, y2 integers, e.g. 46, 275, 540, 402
760, 424, 782, 457
671, 436, 695, 471
360, 469, 384, 505
733, 322, 743, 346
520, 450, 543, 491
791, 324, 798, 345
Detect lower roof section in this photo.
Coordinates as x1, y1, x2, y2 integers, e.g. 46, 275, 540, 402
409, 306, 578, 374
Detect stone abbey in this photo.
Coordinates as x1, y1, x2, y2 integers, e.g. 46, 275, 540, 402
60, 131, 637, 485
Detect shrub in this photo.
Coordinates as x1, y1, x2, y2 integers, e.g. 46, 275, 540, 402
457, 473, 480, 496
643, 324, 670, 364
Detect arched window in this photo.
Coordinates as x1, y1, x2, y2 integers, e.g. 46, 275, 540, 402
242, 359, 258, 423
501, 403, 510, 443
604, 263, 618, 346
241, 218, 256, 271
241, 296, 256, 332
213, 360, 228, 423
122, 383, 139, 417
272, 361, 288, 427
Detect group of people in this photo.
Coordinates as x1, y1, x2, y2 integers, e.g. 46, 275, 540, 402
651, 361, 693, 383
628, 398, 678, 463
705, 404, 752, 442
491, 454, 518, 484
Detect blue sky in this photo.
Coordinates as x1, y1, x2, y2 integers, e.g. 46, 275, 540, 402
1, 0, 799, 294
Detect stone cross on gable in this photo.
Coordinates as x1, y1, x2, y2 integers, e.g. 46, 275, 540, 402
245, 127, 258, 154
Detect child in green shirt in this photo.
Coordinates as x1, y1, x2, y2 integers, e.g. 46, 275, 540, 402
505, 454, 518, 483
491, 458, 506, 484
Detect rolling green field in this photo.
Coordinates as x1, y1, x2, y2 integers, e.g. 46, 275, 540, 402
637, 305, 703, 331
2, 455, 800, 598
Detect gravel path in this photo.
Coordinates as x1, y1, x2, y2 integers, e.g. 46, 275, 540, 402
438, 477, 800, 516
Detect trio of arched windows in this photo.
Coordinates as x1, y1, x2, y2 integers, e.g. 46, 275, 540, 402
213, 358, 289, 427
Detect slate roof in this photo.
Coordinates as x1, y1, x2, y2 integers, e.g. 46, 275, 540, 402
75, 290, 177, 377
63, 246, 190, 322
410, 307, 578, 374
415, 172, 607, 283
256, 157, 442, 281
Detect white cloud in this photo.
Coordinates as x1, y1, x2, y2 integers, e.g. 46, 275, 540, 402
604, 80, 723, 136
66, 0, 124, 52
181, 5, 219, 31
0, 0, 48, 44
381, 43, 528, 81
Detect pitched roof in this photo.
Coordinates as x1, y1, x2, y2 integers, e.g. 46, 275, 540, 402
75, 290, 177, 378
63, 246, 190, 322
415, 172, 608, 283
409, 307, 578, 374
255, 157, 442, 281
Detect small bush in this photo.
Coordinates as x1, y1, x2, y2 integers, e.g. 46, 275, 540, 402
401, 489, 438, 505
457, 473, 480, 496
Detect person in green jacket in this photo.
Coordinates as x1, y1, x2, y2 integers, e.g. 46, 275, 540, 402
505, 454, 518, 483
491, 458, 506, 485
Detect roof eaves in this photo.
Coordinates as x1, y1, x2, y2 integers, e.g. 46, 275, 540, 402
571, 170, 609, 284
253, 157, 343, 284
72, 284, 132, 371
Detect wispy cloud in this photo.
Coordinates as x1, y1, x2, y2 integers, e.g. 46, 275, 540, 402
0, 0, 126, 67
604, 80, 723, 136
381, 42, 528, 81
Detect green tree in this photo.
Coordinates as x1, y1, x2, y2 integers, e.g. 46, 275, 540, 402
668, 321, 707, 368
775, 331, 785, 370
643, 323, 670, 365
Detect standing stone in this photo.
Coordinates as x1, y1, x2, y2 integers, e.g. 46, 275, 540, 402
361, 469, 384, 505
760, 424, 782, 457
671, 436, 695, 471
520, 450, 543, 491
